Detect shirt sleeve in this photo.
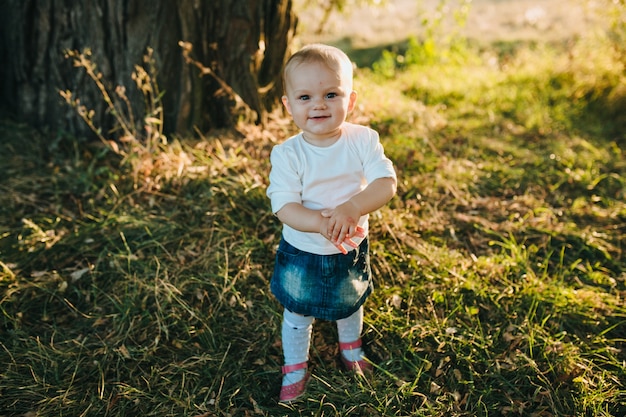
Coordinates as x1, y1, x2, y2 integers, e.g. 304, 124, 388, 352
266, 142, 302, 214
360, 128, 397, 184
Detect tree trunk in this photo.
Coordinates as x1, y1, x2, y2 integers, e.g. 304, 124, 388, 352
0, 0, 297, 138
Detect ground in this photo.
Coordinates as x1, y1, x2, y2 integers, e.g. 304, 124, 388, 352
297, 0, 604, 48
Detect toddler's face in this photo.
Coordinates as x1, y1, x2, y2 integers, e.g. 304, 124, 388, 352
282, 60, 356, 146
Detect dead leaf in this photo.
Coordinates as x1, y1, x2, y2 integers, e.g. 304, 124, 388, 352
117, 344, 131, 359
390, 294, 402, 309
70, 267, 91, 282
249, 396, 263, 415
430, 381, 442, 394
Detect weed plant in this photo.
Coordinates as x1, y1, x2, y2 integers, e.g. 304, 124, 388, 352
1, 15, 626, 417
60, 47, 167, 189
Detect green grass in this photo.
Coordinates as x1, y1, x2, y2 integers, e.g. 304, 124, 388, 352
2, 30, 626, 416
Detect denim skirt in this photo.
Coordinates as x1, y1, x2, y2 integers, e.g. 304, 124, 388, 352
270, 237, 372, 321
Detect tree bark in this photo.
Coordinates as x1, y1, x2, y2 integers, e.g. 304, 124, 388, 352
0, 0, 297, 138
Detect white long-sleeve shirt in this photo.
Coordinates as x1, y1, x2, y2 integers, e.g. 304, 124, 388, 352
267, 122, 396, 255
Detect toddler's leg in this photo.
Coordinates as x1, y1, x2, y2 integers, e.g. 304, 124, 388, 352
281, 309, 314, 386
336, 306, 365, 362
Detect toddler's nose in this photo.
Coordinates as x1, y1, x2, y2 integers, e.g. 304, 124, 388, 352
313, 98, 327, 109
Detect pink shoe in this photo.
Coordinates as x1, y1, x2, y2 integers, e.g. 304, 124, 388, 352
279, 362, 309, 403
339, 339, 373, 376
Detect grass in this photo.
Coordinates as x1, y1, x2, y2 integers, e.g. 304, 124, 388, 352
1, 25, 626, 417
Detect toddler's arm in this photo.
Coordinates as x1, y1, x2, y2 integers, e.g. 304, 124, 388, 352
323, 176, 397, 245
276, 203, 364, 254
275, 203, 326, 234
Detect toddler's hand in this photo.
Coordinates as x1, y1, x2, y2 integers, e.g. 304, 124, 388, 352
321, 201, 362, 245
320, 208, 365, 254
322, 226, 365, 254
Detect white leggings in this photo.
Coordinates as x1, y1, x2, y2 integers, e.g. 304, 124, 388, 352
282, 306, 363, 366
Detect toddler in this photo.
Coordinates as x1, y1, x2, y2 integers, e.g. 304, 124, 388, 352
266, 43, 397, 403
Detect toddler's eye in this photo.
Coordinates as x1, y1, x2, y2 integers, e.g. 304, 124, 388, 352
326, 92, 338, 99
298, 95, 310, 101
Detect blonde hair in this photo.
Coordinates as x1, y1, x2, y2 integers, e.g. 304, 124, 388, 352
283, 44, 354, 92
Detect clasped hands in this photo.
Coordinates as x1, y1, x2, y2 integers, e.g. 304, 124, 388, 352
319, 200, 364, 254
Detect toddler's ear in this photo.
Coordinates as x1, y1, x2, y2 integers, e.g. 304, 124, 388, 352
348, 90, 357, 112
282, 95, 292, 115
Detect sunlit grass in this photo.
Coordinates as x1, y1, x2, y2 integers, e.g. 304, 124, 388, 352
2, 23, 626, 417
